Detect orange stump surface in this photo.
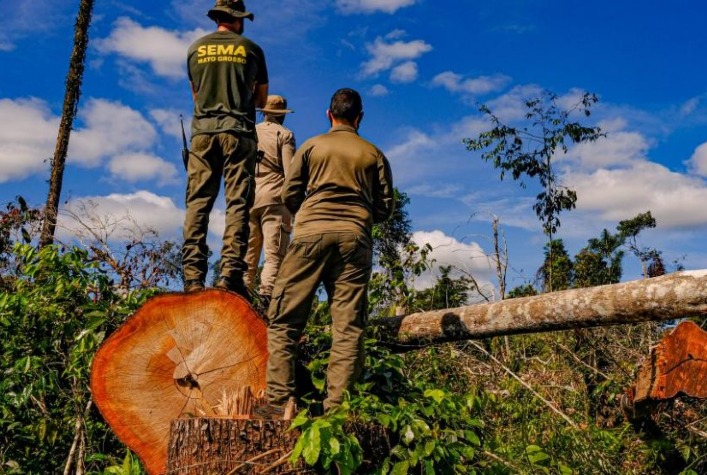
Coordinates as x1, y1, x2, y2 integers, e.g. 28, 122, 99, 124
91, 290, 269, 475
633, 320, 707, 403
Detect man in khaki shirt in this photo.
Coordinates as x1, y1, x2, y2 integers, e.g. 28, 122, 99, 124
244, 95, 296, 306
260, 88, 394, 416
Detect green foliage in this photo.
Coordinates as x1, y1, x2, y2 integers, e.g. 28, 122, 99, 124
292, 330, 485, 474
101, 451, 145, 475
290, 407, 363, 474
412, 265, 472, 311
0, 243, 152, 473
538, 239, 573, 292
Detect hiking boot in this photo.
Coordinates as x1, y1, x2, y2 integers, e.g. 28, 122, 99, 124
214, 276, 252, 302
184, 280, 204, 293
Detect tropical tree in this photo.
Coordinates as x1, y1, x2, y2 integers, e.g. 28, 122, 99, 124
616, 211, 659, 278
412, 265, 472, 311
40, 0, 96, 247
573, 229, 625, 288
537, 239, 573, 292
464, 90, 604, 290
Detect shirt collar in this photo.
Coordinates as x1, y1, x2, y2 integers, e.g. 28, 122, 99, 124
328, 124, 358, 134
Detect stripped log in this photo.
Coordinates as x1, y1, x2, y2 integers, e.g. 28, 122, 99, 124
377, 270, 707, 348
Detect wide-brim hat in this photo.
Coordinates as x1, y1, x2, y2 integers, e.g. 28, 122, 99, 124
207, 0, 254, 22
258, 95, 294, 115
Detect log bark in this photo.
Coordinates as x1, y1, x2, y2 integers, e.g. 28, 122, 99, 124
376, 270, 707, 348
166, 418, 308, 474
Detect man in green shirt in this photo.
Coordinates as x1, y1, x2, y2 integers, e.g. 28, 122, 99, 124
182, 0, 268, 298
259, 88, 395, 416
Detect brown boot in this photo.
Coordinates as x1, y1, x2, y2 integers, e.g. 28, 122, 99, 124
184, 280, 204, 293
214, 276, 252, 303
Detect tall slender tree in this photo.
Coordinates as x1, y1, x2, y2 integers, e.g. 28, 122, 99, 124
465, 90, 604, 291
40, 0, 95, 248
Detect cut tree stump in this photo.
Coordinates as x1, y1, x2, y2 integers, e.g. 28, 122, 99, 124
91, 290, 268, 475
630, 320, 707, 404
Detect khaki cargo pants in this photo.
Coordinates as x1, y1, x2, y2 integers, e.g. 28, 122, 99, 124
266, 231, 372, 411
182, 132, 256, 284
244, 204, 292, 296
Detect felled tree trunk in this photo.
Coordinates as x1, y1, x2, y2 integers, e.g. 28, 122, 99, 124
377, 270, 707, 348
91, 271, 707, 474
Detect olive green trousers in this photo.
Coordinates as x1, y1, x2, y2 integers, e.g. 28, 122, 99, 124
266, 231, 372, 410
182, 132, 256, 284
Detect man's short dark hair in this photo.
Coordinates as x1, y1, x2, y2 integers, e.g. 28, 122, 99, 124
329, 88, 362, 123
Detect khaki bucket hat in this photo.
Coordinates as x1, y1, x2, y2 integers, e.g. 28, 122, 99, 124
207, 0, 254, 22
258, 95, 294, 115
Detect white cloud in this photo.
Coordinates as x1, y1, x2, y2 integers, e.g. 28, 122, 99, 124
361, 32, 432, 77
432, 71, 511, 96
108, 153, 179, 185
369, 84, 389, 96
0, 98, 58, 183
95, 17, 206, 79
336, 0, 417, 14
481, 84, 545, 122
566, 161, 707, 229
150, 108, 189, 141
687, 142, 707, 177
69, 99, 157, 167
385, 130, 435, 164
563, 125, 651, 169
407, 183, 463, 199
411, 230, 496, 298
390, 61, 418, 83
59, 191, 184, 242
679, 97, 700, 117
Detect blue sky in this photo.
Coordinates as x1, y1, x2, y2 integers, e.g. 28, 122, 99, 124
2, 0, 706, 296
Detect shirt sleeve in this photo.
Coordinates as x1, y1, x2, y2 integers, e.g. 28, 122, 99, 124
282, 142, 308, 214
280, 130, 296, 179
373, 151, 395, 223
255, 46, 268, 85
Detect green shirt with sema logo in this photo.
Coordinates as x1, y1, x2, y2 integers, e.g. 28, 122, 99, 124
187, 30, 268, 138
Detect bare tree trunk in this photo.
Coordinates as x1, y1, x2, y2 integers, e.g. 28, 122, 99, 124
492, 216, 507, 299
40, 0, 95, 247
377, 270, 707, 348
